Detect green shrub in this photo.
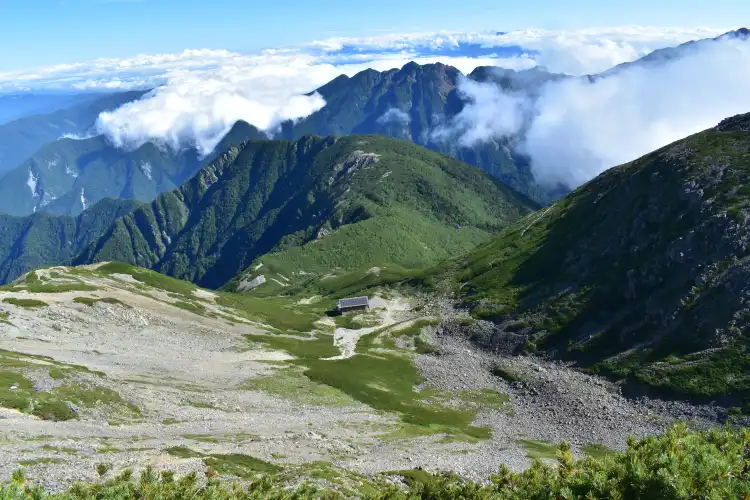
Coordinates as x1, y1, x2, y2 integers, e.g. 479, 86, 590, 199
491, 364, 523, 383
2, 298, 48, 309
0, 424, 748, 499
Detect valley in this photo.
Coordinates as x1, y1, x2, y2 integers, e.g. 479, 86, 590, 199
0, 265, 719, 493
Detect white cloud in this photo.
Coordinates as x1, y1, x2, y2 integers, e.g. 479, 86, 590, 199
95, 54, 336, 155
309, 26, 726, 74
377, 108, 411, 125
442, 37, 750, 189
432, 76, 530, 147
0, 26, 726, 93
526, 37, 750, 188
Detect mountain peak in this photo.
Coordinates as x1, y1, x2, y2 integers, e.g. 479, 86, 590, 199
721, 27, 750, 39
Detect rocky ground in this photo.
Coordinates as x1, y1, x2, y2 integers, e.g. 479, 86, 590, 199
0, 266, 726, 491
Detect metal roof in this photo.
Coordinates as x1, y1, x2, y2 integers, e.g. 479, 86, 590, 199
338, 296, 369, 308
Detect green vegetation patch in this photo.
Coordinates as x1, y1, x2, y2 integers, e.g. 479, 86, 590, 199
16, 458, 66, 466
582, 443, 616, 460
40, 445, 78, 456
172, 300, 207, 316
2, 298, 48, 309
517, 439, 559, 461
184, 400, 219, 410
491, 364, 524, 383
245, 329, 490, 439
458, 388, 510, 410
392, 319, 439, 338
243, 366, 356, 407
11, 283, 96, 294
303, 353, 490, 440
182, 434, 219, 444
165, 447, 281, 479
244, 333, 338, 360
204, 454, 282, 478
333, 313, 380, 330
165, 446, 202, 459
218, 293, 322, 333
0, 365, 137, 421
96, 262, 198, 298
73, 296, 128, 307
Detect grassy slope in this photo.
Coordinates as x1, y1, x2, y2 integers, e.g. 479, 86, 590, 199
438, 113, 750, 404
0, 198, 143, 284
79, 135, 534, 289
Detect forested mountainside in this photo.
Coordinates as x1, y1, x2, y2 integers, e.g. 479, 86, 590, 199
76, 135, 535, 288
0, 197, 142, 283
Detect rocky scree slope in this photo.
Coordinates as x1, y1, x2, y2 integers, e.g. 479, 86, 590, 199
76, 135, 534, 289
439, 113, 750, 406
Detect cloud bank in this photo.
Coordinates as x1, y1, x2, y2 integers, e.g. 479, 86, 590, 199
0, 26, 724, 92
96, 54, 338, 155
1, 25, 744, 189
440, 36, 750, 189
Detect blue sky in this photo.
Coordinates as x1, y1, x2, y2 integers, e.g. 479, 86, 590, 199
0, 0, 746, 70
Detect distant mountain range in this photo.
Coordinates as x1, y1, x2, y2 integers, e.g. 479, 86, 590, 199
0, 92, 107, 125
0, 121, 264, 216
0, 90, 148, 176
282, 63, 566, 203
601, 27, 750, 76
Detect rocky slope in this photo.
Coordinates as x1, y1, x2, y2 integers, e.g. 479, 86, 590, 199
0, 265, 713, 490
76, 135, 535, 289
437, 112, 750, 406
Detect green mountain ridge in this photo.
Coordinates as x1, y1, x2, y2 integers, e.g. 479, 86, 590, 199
0, 197, 143, 284
437, 112, 750, 404
0, 121, 264, 216
75, 134, 535, 289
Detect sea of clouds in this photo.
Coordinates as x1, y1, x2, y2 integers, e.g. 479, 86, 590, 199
3, 25, 749, 188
